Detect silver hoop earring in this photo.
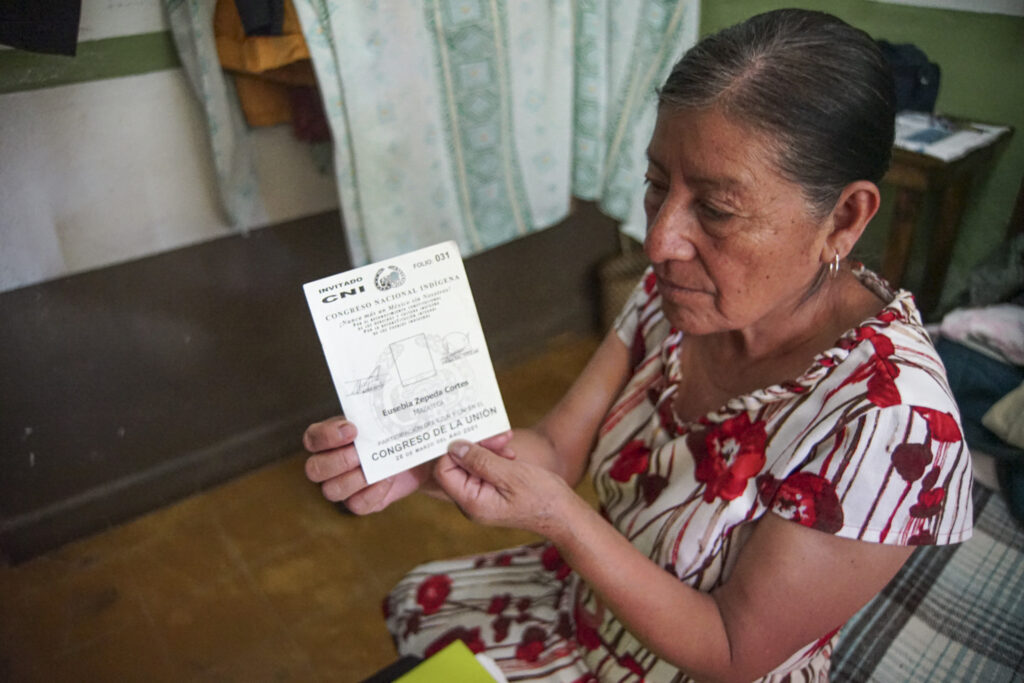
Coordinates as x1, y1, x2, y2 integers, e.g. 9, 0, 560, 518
829, 252, 841, 279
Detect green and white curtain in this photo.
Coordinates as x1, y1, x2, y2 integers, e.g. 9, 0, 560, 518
569, 0, 698, 230
170, 0, 699, 264
166, 0, 268, 229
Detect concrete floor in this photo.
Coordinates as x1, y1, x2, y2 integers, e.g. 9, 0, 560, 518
0, 333, 601, 682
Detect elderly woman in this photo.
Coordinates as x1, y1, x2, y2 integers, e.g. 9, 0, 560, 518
303, 9, 972, 682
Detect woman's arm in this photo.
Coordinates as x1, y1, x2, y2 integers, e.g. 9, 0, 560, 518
508, 328, 632, 487
435, 444, 912, 683
556, 496, 912, 683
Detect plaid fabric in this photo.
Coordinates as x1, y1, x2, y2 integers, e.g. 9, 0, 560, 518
833, 484, 1024, 682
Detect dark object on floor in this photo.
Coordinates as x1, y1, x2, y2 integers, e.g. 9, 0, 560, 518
360, 655, 423, 682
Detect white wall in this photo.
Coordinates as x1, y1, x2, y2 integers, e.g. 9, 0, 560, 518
0, 1, 339, 294
77, 0, 168, 41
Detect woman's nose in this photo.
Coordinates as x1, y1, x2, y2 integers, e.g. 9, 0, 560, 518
644, 201, 698, 264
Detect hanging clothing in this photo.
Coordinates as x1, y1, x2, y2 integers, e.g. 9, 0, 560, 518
165, 0, 268, 229
0, 1, 81, 56
213, 0, 328, 138
233, 0, 285, 36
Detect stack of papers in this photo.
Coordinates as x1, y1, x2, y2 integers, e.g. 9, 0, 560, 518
894, 111, 1010, 163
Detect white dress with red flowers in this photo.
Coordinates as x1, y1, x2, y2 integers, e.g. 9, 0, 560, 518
384, 267, 973, 682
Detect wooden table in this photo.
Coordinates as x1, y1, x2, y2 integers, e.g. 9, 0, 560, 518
881, 124, 1013, 317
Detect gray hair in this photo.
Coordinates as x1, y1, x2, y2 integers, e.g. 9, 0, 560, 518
659, 9, 896, 216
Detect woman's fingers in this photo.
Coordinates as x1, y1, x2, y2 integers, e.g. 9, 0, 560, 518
345, 465, 434, 514
436, 440, 573, 536
301, 416, 435, 513
304, 444, 361, 483
319, 466, 369, 502
303, 416, 361, 485
302, 420, 519, 514
435, 441, 521, 519
446, 440, 507, 487
302, 417, 357, 453
478, 430, 516, 459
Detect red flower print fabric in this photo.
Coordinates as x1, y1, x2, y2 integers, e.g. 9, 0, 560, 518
912, 407, 963, 442
609, 439, 651, 482
759, 472, 844, 534
910, 486, 945, 518
573, 603, 601, 652
688, 412, 767, 503
416, 574, 451, 615
892, 443, 932, 482
834, 326, 901, 407
541, 545, 572, 581
619, 653, 645, 677
384, 267, 972, 683
487, 594, 511, 615
424, 625, 485, 658
515, 626, 547, 662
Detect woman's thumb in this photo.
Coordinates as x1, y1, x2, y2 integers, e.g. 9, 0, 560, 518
445, 439, 506, 481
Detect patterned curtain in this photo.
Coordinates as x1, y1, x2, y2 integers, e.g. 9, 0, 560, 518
169, 0, 699, 262
166, 0, 268, 229
570, 0, 698, 242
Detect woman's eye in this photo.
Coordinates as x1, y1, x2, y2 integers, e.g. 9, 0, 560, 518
698, 202, 731, 221
643, 177, 667, 206
644, 176, 667, 193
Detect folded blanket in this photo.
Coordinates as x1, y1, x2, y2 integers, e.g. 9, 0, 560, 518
833, 484, 1023, 682
940, 304, 1024, 366
984, 381, 1024, 450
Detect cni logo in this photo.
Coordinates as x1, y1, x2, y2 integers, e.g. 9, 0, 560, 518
374, 265, 406, 291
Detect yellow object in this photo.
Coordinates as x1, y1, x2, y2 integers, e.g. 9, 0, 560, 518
396, 641, 498, 682
214, 0, 309, 74
213, 0, 315, 127
983, 380, 1024, 450
231, 73, 292, 126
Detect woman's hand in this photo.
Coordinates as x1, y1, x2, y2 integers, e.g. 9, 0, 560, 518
303, 416, 516, 514
433, 439, 578, 538
303, 416, 431, 514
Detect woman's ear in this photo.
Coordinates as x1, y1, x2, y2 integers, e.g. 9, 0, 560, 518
823, 180, 881, 261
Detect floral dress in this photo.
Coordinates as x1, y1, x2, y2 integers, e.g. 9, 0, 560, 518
384, 267, 974, 682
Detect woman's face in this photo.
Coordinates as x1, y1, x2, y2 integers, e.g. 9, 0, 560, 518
643, 106, 830, 337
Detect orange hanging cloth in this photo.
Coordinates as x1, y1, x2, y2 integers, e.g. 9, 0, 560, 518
213, 0, 328, 140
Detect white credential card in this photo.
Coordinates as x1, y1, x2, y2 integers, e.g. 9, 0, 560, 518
303, 241, 510, 484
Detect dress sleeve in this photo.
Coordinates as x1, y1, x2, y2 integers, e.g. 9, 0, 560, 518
613, 268, 657, 346
761, 402, 974, 546
612, 272, 645, 346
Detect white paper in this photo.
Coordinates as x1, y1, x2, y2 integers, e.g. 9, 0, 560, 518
894, 112, 1011, 162
870, 0, 1023, 17
78, 0, 170, 42
303, 241, 510, 484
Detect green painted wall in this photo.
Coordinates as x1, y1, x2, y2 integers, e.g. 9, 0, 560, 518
700, 1, 1024, 314
0, 32, 179, 94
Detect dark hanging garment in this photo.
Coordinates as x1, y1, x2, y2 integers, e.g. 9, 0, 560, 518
0, 0, 82, 56
877, 40, 941, 113
233, 0, 285, 36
